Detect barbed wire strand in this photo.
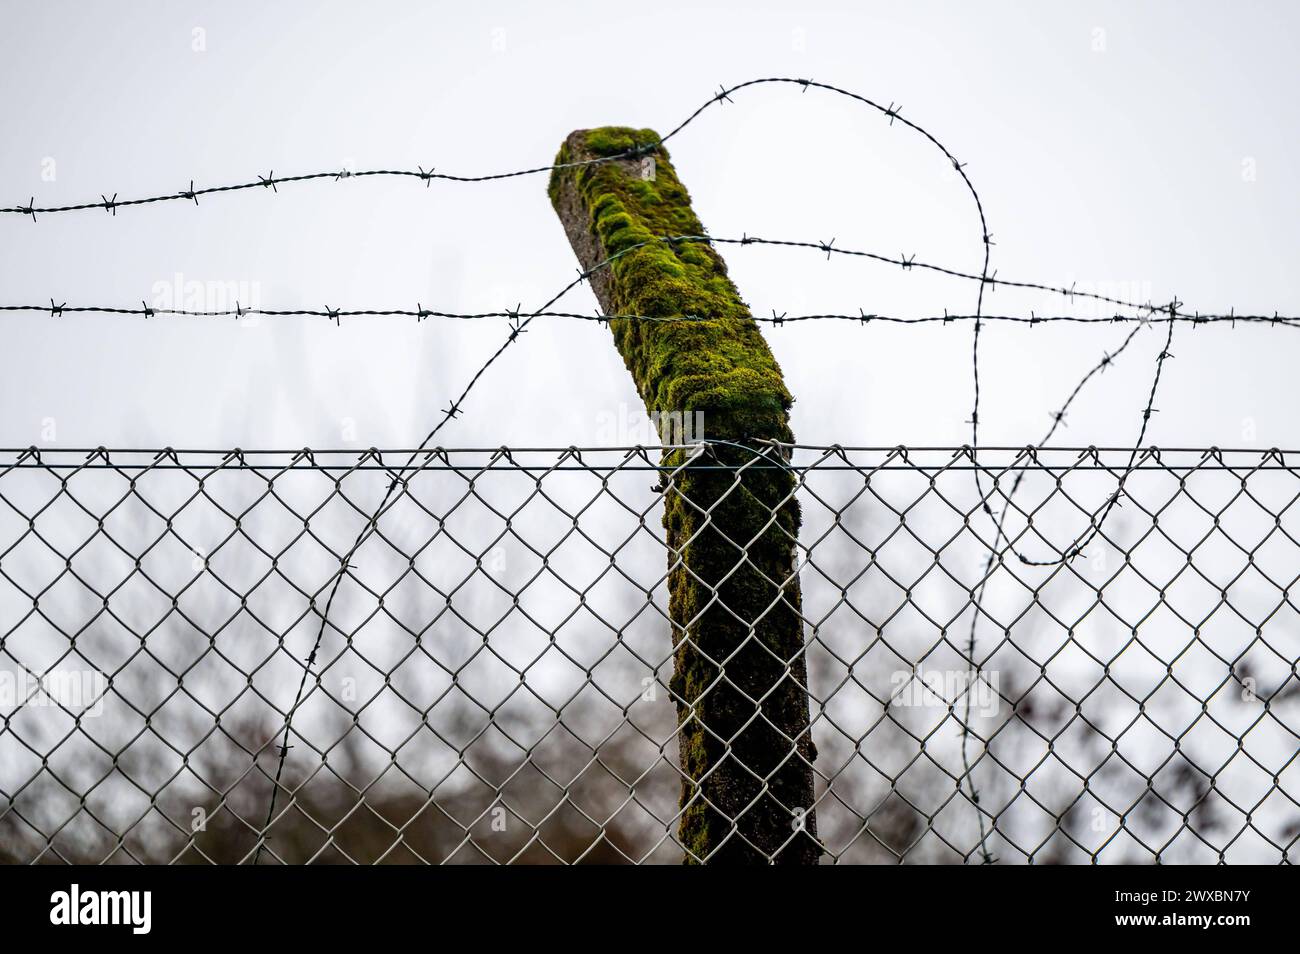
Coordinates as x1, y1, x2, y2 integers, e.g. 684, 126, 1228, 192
7, 300, 1294, 327
1023, 314, 1179, 567
5, 233, 1298, 328
0, 76, 1025, 230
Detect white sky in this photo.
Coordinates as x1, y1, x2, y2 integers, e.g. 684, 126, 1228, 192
1, 0, 1298, 452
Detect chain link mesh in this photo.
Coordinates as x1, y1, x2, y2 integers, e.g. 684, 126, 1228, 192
1, 445, 1297, 863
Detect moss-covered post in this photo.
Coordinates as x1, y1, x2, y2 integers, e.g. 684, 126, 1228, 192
549, 128, 820, 863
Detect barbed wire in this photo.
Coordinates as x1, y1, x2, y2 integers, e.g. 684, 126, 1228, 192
0, 158, 628, 218
0, 78, 990, 224
0, 232, 1242, 322
5, 78, 1293, 579
6, 301, 1296, 327
1024, 317, 1179, 568
962, 304, 1182, 565
4, 233, 1297, 328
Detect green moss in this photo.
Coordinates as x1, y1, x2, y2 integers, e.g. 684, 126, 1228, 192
555, 128, 794, 444
550, 127, 820, 865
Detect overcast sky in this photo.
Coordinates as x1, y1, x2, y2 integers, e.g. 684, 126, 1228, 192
2, 0, 1298, 452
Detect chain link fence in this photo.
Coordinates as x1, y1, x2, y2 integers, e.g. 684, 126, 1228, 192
1, 444, 1297, 863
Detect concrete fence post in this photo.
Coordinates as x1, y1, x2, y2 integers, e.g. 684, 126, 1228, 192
549, 128, 820, 863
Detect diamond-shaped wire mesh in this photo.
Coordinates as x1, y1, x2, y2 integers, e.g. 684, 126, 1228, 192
1, 445, 1296, 864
